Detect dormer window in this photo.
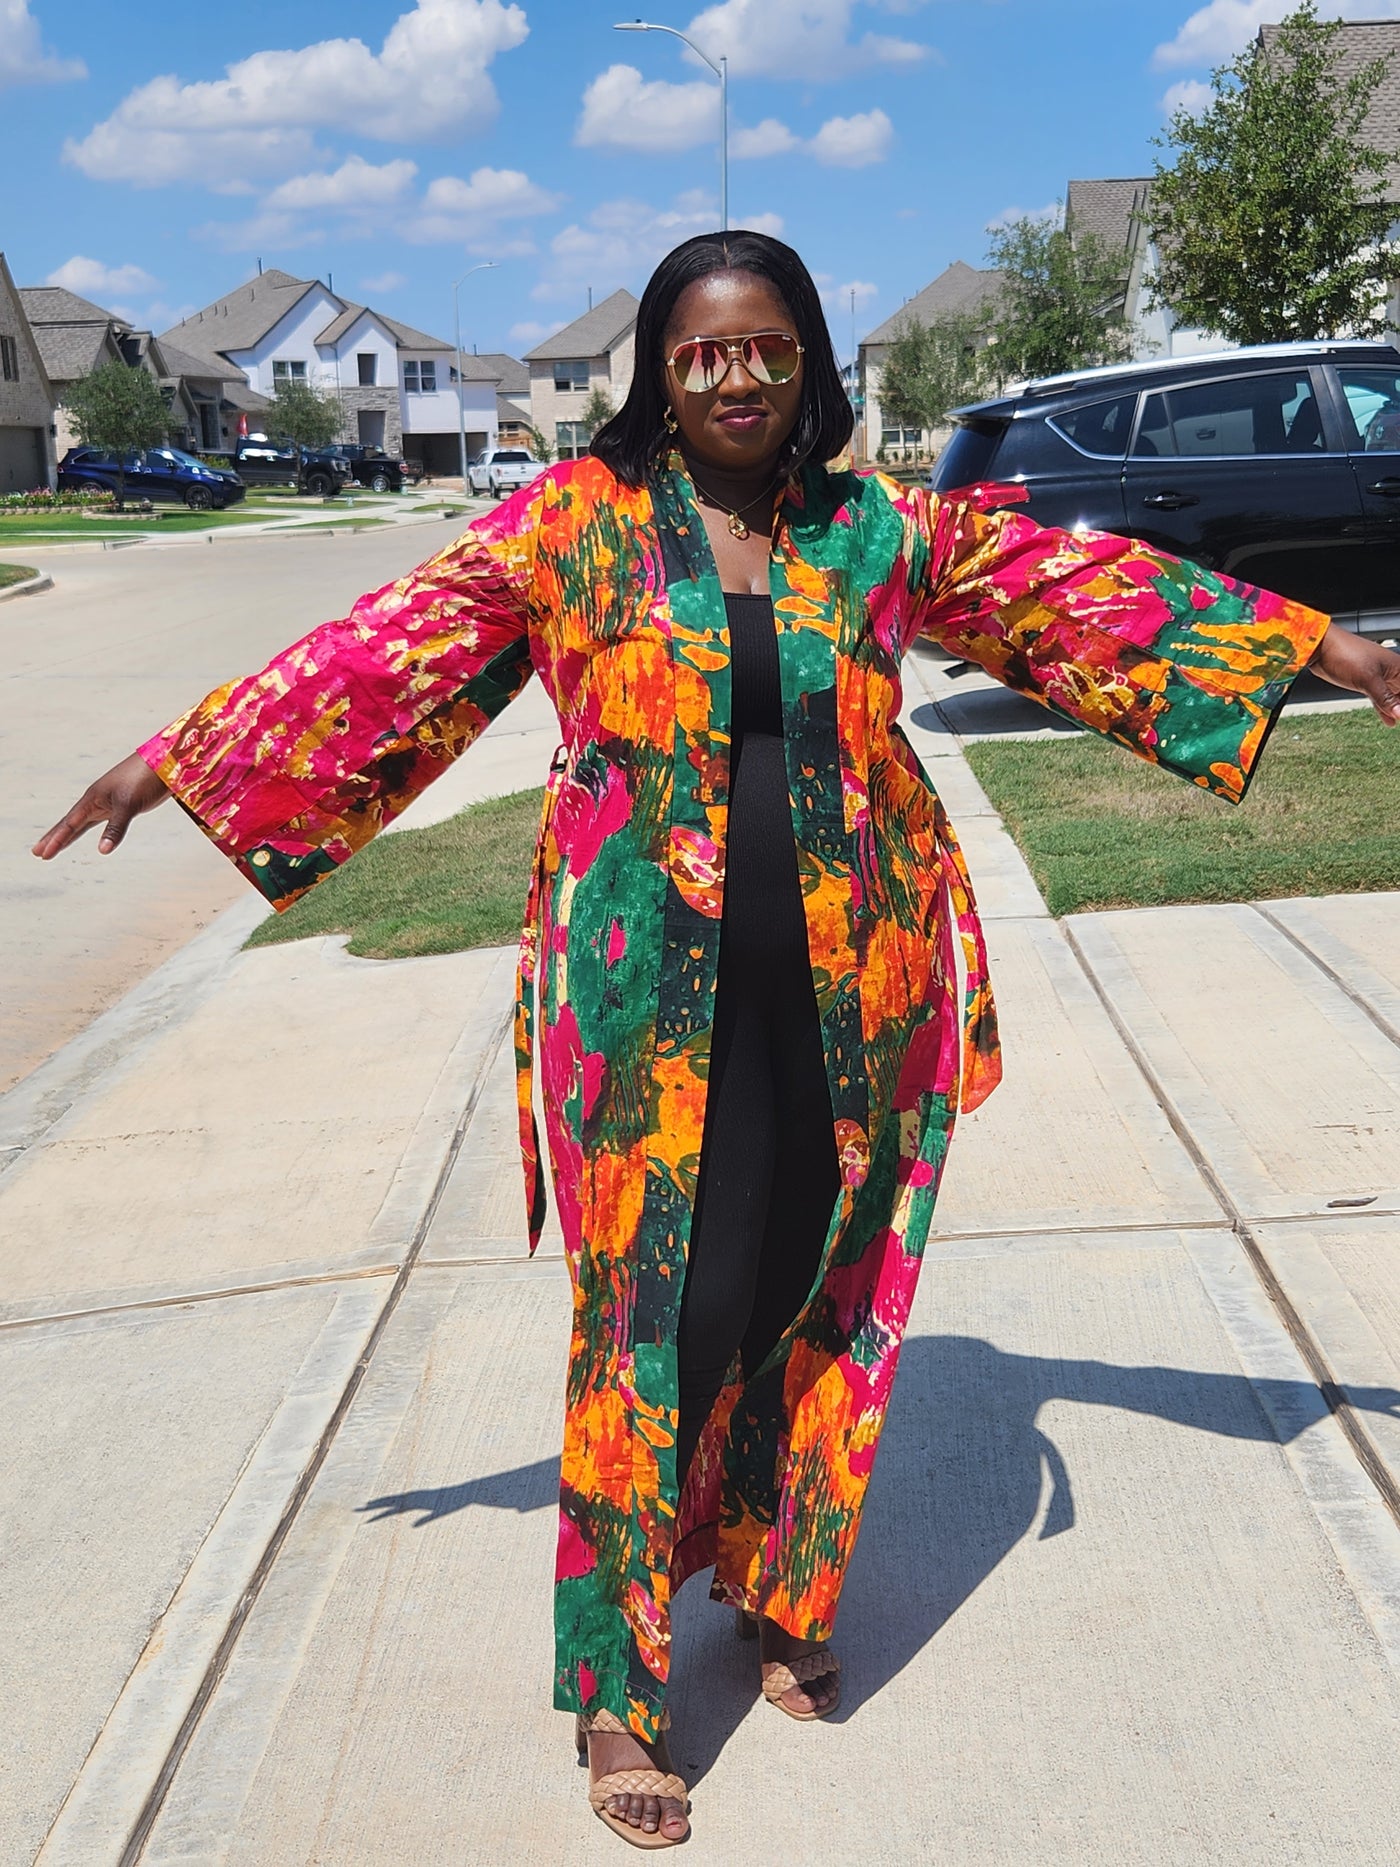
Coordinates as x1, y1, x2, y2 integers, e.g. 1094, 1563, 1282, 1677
404, 360, 437, 394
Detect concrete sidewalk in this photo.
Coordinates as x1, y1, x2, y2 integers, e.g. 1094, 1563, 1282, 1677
4, 648, 1400, 1864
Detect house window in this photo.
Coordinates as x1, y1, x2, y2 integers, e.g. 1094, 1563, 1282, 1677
272, 359, 307, 382
553, 360, 589, 393
556, 420, 590, 460
880, 428, 922, 447
0, 335, 17, 381
357, 353, 377, 387
404, 360, 437, 394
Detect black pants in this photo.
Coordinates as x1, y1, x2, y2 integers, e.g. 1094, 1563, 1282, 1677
674, 733, 841, 1483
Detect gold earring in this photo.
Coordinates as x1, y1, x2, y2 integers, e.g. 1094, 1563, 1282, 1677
664, 410, 678, 433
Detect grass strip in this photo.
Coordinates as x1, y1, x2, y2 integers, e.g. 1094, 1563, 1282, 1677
245, 786, 544, 960
965, 709, 1400, 916
0, 562, 38, 588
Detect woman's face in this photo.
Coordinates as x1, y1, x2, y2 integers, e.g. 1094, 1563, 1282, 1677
660, 270, 804, 474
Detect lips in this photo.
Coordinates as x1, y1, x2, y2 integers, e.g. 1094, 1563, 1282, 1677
715, 408, 767, 431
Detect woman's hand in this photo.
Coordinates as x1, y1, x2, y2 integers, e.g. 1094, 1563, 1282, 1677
32, 754, 171, 860
1310, 624, 1400, 724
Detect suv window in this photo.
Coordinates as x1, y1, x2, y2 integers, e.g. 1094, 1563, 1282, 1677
1336, 366, 1400, 452
936, 421, 1003, 487
1133, 371, 1323, 458
1048, 393, 1137, 459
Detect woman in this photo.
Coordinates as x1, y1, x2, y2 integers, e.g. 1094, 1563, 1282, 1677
36, 232, 1400, 1849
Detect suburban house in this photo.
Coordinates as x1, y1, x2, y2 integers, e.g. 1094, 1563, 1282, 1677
474, 350, 533, 443
1071, 19, 1400, 362
160, 270, 498, 473
0, 252, 57, 493
18, 285, 252, 455
525, 290, 638, 460
858, 261, 1005, 461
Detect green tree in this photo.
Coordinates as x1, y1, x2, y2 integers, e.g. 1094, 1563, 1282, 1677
580, 388, 615, 437
526, 424, 554, 463
879, 308, 992, 441
63, 361, 171, 508
985, 213, 1133, 381
1147, 3, 1396, 344
269, 378, 343, 451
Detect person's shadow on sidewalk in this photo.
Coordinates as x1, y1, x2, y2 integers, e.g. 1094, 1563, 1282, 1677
359, 1335, 1400, 1787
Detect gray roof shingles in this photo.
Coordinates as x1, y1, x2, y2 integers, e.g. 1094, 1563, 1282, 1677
861, 262, 1005, 346
1065, 178, 1152, 254
1259, 19, 1400, 197
523, 290, 639, 361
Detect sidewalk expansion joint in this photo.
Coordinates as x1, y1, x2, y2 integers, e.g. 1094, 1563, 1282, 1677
1063, 921, 1400, 1538
0, 1264, 404, 1335
113, 994, 515, 1867
1250, 902, 1400, 1053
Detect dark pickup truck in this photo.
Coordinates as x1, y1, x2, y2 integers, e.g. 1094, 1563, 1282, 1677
320, 444, 423, 493
222, 436, 352, 496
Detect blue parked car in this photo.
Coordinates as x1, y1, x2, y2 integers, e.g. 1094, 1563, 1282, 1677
58, 445, 246, 511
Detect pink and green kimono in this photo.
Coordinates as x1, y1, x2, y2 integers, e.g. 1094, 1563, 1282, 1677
139, 454, 1328, 1739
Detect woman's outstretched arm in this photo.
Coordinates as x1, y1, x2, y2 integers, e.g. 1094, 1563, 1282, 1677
33, 754, 170, 859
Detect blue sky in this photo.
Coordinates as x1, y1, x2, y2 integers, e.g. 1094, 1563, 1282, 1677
3, 0, 1397, 362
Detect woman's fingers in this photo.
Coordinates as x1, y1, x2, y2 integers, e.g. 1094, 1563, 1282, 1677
32, 792, 107, 859
32, 755, 171, 860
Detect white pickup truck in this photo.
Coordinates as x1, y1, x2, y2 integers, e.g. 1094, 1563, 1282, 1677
467, 448, 545, 498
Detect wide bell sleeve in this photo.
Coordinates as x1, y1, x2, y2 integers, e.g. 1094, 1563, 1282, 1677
906, 487, 1330, 801
137, 483, 546, 910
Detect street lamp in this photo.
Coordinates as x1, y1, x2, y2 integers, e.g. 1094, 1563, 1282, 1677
453, 261, 497, 489
614, 20, 727, 231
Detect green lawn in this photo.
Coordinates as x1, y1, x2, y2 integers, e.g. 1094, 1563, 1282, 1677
0, 562, 38, 588
966, 709, 1400, 916
0, 509, 390, 544
246, 786, 544, 960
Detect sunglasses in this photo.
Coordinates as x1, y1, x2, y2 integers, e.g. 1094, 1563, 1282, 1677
666, 330, 804, 395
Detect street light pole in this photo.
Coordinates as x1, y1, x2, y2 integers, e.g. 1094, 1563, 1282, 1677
615, 21, 728, 231
453, 260, 497, 489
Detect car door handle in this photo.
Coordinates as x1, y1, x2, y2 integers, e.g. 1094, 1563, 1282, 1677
1141, 490, 1199, 511
1364, 477, 1400, 497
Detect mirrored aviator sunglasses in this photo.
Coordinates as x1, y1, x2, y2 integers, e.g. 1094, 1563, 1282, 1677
667, 331, 803, 395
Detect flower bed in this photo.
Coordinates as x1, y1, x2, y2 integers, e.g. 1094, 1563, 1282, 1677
0, 487, 116, 512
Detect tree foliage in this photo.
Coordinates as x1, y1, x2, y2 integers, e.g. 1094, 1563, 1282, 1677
984, 213, 1134, 381
64, 361, 171, 507
580, 388, 615, 436
526, 424, 554, 463
879, 309, 991, 436
1148, 3, 1396, 344
269, 378, 343, 451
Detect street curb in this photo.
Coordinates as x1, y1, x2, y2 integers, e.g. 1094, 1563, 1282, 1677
0, 570, 54, 602
7, 503, 482, 560
0, 891, 270, 1170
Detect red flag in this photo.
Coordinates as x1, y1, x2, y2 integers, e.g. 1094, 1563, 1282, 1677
238, 413, 249, 439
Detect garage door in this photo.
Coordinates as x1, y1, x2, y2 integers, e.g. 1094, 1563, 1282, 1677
0, 425, 44, 494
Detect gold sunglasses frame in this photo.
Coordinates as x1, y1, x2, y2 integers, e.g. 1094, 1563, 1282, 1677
665, 330, 805, 394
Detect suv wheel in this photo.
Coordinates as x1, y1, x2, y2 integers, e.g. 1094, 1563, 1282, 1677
304, 471, 334, 497
184, 484, 214, 511
370, 471, 392, 493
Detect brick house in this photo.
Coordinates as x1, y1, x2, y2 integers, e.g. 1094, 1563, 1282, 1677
857, 261, 1004, 462
0, 253, 57, 492
524, 291, 638, 460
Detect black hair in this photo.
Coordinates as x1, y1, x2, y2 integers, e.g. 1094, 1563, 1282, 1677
590, 230, 853, 487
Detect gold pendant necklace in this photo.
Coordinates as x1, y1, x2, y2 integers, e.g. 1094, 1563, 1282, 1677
691, 473, 780, 541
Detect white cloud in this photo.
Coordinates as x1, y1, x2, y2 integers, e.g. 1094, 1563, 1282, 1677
406, 167, 561, 245
535, 190, 783, 298
510, 318, 567, 344
1161, 77, 1215, 116
197, 211, 309, 254
63, 0, 528, 186
576, 64, 718, 153
0, 0, 84, 87
1153, 0, 1400, 70
44, 256, 160, 299
361, 270, 407, 294
806, 107, 893, 167
821, 277, 878, 307
683, 0, 929, 81
985, 201, 1062, 231
264, 156, 418, 212
732, 118, 801, 158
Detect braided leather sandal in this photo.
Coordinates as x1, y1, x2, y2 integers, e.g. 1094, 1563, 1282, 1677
575, 1706, 690, 1849
737, 1609, 842, 1721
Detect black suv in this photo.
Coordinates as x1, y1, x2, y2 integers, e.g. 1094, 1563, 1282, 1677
932, 341, 1400, 637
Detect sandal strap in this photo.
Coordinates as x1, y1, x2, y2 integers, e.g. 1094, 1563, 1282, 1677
589, 1770, 689, 1812
761, 1647, 842, 1701
577, 1706, 670, 1735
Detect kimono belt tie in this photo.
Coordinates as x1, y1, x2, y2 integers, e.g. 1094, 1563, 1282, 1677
512, 751, 1002, 1253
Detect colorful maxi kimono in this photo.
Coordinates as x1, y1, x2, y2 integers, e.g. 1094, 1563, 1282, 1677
139, 454, 1327, 1740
